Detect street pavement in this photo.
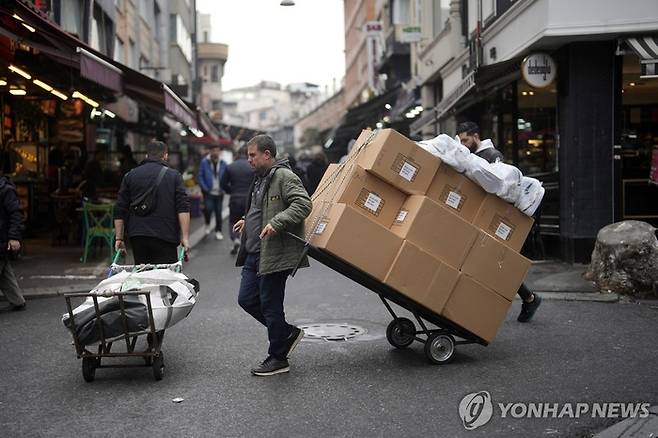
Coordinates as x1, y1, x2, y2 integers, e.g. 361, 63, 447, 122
0, 234, 657, 437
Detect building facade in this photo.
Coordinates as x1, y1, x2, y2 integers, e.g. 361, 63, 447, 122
409, 0, 658, 262
196, 13, 228, 123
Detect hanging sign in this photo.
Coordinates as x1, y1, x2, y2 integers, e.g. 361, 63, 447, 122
521, 53, 557, 88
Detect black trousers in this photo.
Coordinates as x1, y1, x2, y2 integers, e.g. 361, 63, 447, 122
229, 196, 247, 242
517, 283, 533, 301
131, 236, 178, 264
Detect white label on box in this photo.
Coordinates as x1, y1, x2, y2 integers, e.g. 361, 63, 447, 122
445, 191, 462, 210
314, 222, 327, 235
399, 162, 418, 182
495, 222, 512, 240
396, 210, 408, 223
364, 193, 382, 212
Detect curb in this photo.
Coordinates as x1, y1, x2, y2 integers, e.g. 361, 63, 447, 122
514, 292, 620, 303
6, 208, 230, 302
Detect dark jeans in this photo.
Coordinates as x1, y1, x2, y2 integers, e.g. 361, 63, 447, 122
229, 196, 247, 242
131, 236, 178, 264
0, 257, 24, 306
518, 283, 533, 301
203, 193, 224, 232
238, 253, 294, 360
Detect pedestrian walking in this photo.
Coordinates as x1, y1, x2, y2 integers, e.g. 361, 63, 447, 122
304, 151, 329, 195
220, 146, 254, 255
198, 144, 227, 240
233, 135, 312, 376
114, 140, 190, 264
456, 121, 542, 322
0, 175, 25, 311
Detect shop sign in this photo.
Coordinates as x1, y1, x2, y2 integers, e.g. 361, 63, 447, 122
521, 53, 556, 88
364, 21, 383, 37
399, 26, 422, 43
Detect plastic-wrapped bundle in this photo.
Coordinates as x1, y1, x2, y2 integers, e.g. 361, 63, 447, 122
62, 269, 199, 346
417, 134, 544, 216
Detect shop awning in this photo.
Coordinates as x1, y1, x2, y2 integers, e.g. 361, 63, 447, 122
625, 36, 658, 79
197, 109, 220, 142
2, 1, 124, 92
163, 84, 198, 130
77, 47, 122, 92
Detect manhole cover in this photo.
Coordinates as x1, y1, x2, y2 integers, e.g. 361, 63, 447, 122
299, 323, 367, 341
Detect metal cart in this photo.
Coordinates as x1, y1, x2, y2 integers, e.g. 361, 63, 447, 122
64, 250, 186, 382
290, 235, 487, 364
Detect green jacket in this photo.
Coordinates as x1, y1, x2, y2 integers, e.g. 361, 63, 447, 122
236, 161, 312, 275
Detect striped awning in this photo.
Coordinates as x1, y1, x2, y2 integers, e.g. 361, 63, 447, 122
625, 36, 658, 79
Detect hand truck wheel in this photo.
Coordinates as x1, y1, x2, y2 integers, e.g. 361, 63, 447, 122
424, 333, 455, 365
386, 318, 416, 349
152, 352, 165, 381
82, 357, 97, 382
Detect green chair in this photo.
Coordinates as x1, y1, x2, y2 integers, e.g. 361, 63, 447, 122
81, 202, 115, 263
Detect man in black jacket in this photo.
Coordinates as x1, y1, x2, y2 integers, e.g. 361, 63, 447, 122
456, 121, 542, 323
0, 176, 25, 311
220, 146, 254, 255
114, 140, 190, 264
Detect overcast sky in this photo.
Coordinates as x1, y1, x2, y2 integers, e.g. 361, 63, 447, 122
196, 0, 345, 93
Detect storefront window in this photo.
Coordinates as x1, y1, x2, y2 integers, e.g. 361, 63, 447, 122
516, 79, 557, 175
620, 54, 658, 222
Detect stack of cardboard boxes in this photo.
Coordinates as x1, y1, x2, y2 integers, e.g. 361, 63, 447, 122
307, 129, 534, 343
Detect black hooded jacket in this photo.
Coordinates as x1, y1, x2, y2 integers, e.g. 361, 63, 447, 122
0, 177, 24, 254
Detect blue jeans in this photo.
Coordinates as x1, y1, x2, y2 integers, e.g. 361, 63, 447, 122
203, 193, 223, 231
238, 253, 294, 360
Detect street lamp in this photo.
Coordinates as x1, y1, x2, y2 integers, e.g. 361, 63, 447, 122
280, 0, 295, 5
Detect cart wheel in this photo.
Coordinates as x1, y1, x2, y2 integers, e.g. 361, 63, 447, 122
152, 352, 165, 381
424, 333, 455, 365
82, 357, 96, 382
386, 318, 416, 349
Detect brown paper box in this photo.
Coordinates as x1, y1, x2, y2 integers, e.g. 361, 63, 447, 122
472, 194, 534, 252
353, 129, 440, 195
441, 274, 512, 343
309, 203, 403, 281
384, 241, 459, 314
426, 164, 486, 222
309, 163, 406, 228
391, 196, 479, 269
461, 232, 532, 301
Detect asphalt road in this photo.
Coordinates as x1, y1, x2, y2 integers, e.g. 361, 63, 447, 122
0, 236, 656, 438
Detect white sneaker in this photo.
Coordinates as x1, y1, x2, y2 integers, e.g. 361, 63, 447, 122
204, 225, 212, 235
215, 232, 224, 240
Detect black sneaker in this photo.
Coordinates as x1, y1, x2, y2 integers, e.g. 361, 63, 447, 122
518, 294, 542, 323
251, 356, 290, 376
230, 243, 239, 255
11, 303, 26, 311
284, 327, 304, 358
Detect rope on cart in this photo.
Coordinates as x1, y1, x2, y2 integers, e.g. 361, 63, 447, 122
303, 129, 379, 244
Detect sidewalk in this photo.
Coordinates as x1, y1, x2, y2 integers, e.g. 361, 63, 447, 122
2, 214, 220, 301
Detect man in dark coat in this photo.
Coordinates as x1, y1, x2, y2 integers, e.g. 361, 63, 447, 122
456, 121, 542, 323
0, 176, 25, 311
220, 146, 254, 255
114, 140, 190, 264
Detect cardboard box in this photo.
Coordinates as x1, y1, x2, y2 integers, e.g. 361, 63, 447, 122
391, 196, 479, 269
441, 274, 512, 343
353, 129, 440, 195
309, 203, 403, 281
426, 164, 486, 222
473, 194, 534, 252
461, 232, 532, 301
345, 129, 375, 160
384, 241, 459, 315
309, 163, 406, 228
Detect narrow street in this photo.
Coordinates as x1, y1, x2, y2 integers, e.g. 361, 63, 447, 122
1, 237, 656, 438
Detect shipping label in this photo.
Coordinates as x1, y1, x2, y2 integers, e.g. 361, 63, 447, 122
440, 186, 465, 211
314, 222, 327, 235
395, 209, 408, 224
392, 154, 419, 182
356, 188, 384, 216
